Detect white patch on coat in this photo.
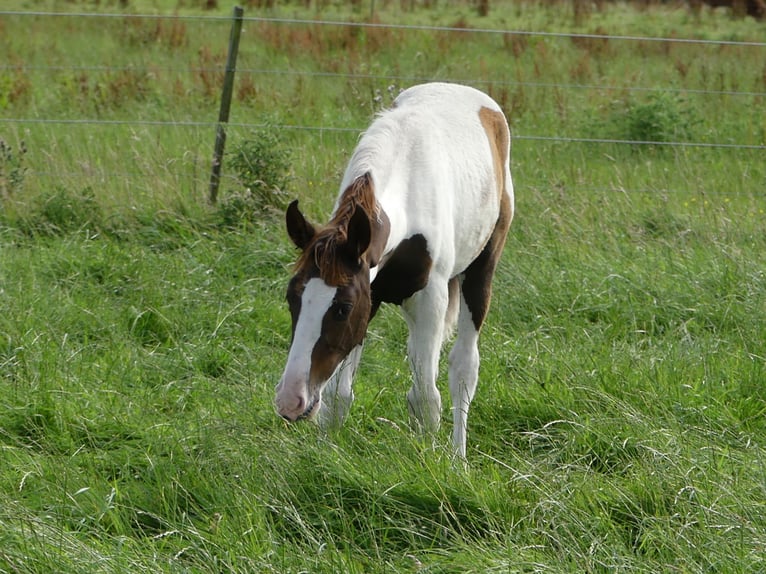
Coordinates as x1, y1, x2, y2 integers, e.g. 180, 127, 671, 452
275, 278, 337, 419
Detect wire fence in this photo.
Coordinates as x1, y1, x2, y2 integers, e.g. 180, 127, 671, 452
3, 10, 766, 47
2, 115, 764, 150
1, 8, 765, 197
2, 65, 765, 100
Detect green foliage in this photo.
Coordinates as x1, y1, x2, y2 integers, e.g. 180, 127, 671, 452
622, 92, 699, 145
128, 306, 176, 346
1, 176, 764, 573
220, 126, 292, 226
19, 186, 103, 236
0, 138, 27, 197
585, 92, 700, 151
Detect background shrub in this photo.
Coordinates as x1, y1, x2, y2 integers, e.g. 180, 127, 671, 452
0, 138, 27, 198
21, 186, 103, 236
220, 126, 292, 226
585, 92, 700, 152
622, 92, 698, 144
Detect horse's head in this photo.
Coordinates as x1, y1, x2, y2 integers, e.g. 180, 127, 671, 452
275, 174, 387, 422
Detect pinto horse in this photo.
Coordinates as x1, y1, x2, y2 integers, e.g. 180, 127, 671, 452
275, 82, 514, 457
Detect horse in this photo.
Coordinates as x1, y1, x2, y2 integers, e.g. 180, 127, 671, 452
275, 82, 514, 457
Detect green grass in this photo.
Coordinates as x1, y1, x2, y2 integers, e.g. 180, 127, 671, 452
1, 0, 766, 572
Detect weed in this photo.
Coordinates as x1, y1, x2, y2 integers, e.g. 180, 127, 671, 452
196, 45, 225, 99
119, 15, 188, 50
128, 307, 175, 347
570, 26, 611, 56
99, 69, 152, 109
219, 126, 291, 225
0, 138, 27, 198
21, 186, 102, 236
504, 32, 528, 57
586, 92, 700, 151
236, 72, 258, 102
623, 92, 699, 145
0, 63, 31, 110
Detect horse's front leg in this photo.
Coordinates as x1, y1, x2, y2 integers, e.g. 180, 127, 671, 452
402, 281, 449, 437
318, 344, 363, 429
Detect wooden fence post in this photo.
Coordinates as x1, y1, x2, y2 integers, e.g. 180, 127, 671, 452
209, 5, 244, 205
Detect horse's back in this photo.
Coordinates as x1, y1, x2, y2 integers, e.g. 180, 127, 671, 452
390, 83, 511, 272
393, 82, 502, 115
390, 83, 509, 203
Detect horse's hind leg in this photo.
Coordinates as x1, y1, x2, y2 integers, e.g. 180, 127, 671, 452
450, 202, 512, 457
448, 288, 481, 458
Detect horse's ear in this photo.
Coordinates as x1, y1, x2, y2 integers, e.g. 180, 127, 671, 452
286, 200, 315, 250
344, 205, 371, 265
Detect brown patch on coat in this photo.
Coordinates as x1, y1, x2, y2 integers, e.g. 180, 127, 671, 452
371, 233, 432, 318
479, 106, 511, 207
460, 107, 513, 331
461, 192, 513, 331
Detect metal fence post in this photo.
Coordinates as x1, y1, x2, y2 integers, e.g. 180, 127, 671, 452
209, 5, 244, 205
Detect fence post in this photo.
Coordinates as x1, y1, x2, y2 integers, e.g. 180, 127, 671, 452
209, 5, 244, 205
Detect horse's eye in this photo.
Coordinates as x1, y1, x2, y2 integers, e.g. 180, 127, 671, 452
332, 301, 353, 320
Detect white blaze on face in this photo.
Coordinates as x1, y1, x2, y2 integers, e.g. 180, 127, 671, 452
275, 278, 338, 420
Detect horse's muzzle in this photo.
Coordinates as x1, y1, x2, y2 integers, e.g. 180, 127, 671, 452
275, 381, 320, 422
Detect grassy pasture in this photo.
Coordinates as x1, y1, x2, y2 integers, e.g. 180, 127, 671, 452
1, 0, 766, 572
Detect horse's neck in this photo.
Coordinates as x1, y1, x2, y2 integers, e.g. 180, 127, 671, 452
340, 143, 410, 258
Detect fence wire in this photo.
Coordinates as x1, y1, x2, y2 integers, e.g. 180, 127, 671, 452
1, 118, 763, 151
2, 10, 765, 47
1, 9, 764, 194
3, 64, 765, 101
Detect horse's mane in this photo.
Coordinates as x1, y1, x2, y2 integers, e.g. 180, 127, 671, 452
296, 173, 378, 286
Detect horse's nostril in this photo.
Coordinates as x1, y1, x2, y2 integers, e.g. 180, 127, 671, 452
297, 397, 318, 421
276, 394, 314, 422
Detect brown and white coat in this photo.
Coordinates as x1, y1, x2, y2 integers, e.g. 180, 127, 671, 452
275, 82, 514, 458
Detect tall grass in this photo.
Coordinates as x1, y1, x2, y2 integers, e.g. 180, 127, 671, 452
1, 1, 765, 572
